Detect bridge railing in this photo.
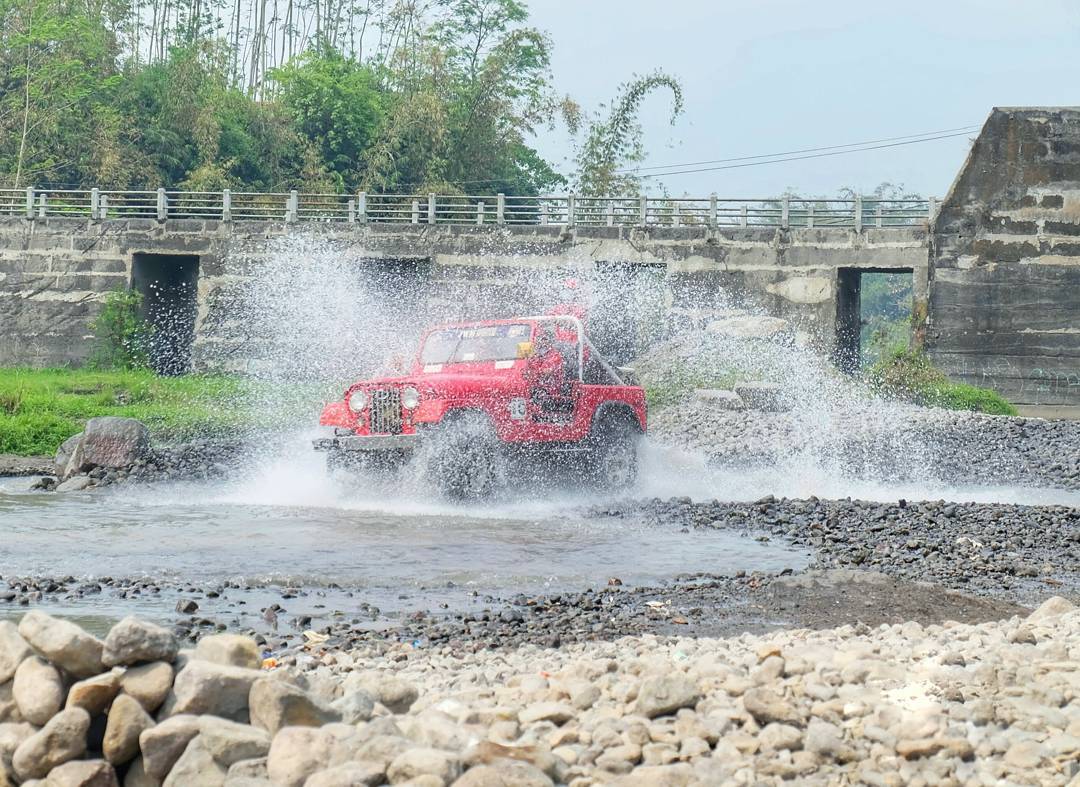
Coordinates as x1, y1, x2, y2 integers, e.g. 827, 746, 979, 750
0, 187, 936, 229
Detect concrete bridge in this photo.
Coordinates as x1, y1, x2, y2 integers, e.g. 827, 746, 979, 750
0, 108, 1077, 410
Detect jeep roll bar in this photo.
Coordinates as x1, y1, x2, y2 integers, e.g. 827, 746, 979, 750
522, 315, 625, 386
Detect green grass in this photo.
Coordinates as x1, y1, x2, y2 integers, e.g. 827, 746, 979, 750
0, 368, 264, 456
644, 362, 743, 409
867, 348, 1018, 416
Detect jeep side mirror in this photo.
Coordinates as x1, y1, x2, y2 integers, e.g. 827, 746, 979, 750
516, 341, 535, 359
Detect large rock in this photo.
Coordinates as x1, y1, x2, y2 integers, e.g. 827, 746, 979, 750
742, 688, 802, 726
161, 738, 225, 787
193, 635, 261, 670
12, 707, 90, 780
42, 760, 118, 787
103, 695, 154, 765
18, 611, 105, 679
0, 624, 32, 684
330, 690, 374, 724
635, 675, 701, 719
103, 618, 178, 667
66, 669, 124, 716
81, 417, 149, 469
342, 672, 417, 714
266, 726, 361, 787
0, 682, 21, 724
120, 757, 156, 787
163, 661, 261, 722
139, 715, 201, 780
0, 722, 36, 773
120, 662, 174, 714
199, 716, 270, 767
732, 382, 791, 412
13, 656, 64, 725
248, 678, 339, 736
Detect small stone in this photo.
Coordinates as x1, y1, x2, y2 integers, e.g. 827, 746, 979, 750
519, 702, 576, 726
67, 669, 124, 715
193, 635, 261, 670
13, 656, 64, 725
610, 764, 695, 786
330, 690, 374, 724
758, 723, 803, 752
12, 707, 90, 780
103, 694, 154, 766
342, 673, 418, 714
742, 688, 802, 726
803, 720, 854, 763
120, 661, 174, 713
55, 476, 93, 492
1028, 596, 1076, 620
1004, 739, 1045, 769
102, 617, 178, 667
387, 748, 461, 785
635, 675, 701, 719
18, 611, 105, 679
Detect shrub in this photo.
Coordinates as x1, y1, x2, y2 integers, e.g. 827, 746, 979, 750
89, 289, 153, 371
868, 348, 1017, 416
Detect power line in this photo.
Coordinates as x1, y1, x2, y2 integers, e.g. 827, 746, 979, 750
635, 129, 978, 179
618, 125, 981, 174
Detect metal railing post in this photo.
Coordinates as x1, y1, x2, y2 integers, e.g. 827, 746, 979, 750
854, 196, 863, 231
99, 194, 108, 219
876, 204, 883, 228
90, 188, 100, 221
427, 193, 436, 224
639, 195, 647, 226
606, 200, 614, 227
781, 196, 790, 229
357, 192, 367, 224
497, 193, 506, 224
25, 187, 34, 219
347, 199, 356, 223
37, 193, 46, 218
807, 205, 815, 229
673, 202, 681, 228
740, 205, 748, 228
286, 190, 298, 222
156, 188, 167, 221
411, 200, 419, 224
222, 189, 232, 221
477, 202, 485, 225
539, 200, 548, 226
709, 194, 717, 229
567, 193, 576, 226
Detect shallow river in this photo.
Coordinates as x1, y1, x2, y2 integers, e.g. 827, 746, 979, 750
2, 439, 1076, 632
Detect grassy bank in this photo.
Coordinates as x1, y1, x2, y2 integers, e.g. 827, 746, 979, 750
867, 348, 1018, 416
0, 368, 261, 456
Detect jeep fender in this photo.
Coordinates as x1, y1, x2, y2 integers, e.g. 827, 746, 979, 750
589, 401, 645, 435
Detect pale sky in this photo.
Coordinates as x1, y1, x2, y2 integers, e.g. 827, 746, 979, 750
527, 0, 1080, 199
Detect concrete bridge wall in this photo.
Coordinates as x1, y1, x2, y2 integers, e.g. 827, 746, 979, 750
0, 217, 929, 372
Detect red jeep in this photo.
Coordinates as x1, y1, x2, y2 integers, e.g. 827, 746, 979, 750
313, 315, 647, 498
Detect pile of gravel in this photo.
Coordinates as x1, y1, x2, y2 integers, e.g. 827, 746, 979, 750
650, 404, 1080, 491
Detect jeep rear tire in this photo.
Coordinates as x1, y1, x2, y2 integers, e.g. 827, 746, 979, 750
587, 414, 640, 490
427, 415, 502, 500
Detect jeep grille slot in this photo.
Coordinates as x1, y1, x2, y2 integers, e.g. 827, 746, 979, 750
369, 388, 402, 435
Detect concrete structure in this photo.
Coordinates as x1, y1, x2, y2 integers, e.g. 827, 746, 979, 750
0, 107, 1077, 409
0, 218, 928, 373
928, 107, 1080, 410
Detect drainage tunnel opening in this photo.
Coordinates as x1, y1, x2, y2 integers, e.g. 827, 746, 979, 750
132, 253, 200, 375
835, 268, 913, 374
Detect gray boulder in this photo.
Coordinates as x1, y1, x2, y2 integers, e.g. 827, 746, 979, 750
81, 417, 150, 469
120, 661, 174, 713
248, 678, 339, 736
634, 674, 701, 719
18, 611, 105, 679
161, 738, 225, 787
103, 617, 178, 667
41, 759, 118, 787
13, 656, 64, 726
12, 707, 90, 780
193, 635, 262, 670
66, 669, 124, 715
162, 661, 261, 722
103, 695, 154, 765
139, 715, 201, 780
0, 623, 32, 684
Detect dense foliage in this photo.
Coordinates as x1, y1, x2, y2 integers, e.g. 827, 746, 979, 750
868, 348, 1018, 416
0, 0, 671, 196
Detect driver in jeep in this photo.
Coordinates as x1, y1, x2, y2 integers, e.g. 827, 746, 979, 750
526, 326, 572, 417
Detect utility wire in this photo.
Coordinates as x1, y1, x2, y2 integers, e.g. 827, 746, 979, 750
635, 129, 977, 179
618, 125, 981, 174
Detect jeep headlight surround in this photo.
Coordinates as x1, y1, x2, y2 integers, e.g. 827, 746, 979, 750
401, 386, 421, 410
347, 389, 368, 413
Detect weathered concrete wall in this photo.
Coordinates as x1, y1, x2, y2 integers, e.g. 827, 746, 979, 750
929, 107, 1080, 407
0, 217, 929, 371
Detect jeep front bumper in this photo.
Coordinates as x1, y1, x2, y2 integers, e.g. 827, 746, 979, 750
313, 434, 420, 452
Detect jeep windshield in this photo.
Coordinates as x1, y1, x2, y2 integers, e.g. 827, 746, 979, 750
420, 323, 532, 365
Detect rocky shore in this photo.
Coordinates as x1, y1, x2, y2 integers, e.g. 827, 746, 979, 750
3, 599, 1080, 786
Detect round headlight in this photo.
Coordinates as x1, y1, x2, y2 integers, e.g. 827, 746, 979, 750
347, 389, 368, 412
401, 386, 420, 410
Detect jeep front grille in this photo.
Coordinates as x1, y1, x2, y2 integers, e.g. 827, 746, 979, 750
368, 388, 402, 435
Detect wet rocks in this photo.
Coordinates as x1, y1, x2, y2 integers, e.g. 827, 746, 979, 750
80, 417, 150, 469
